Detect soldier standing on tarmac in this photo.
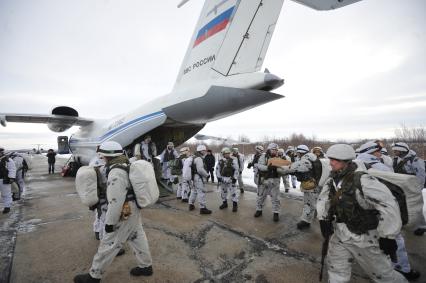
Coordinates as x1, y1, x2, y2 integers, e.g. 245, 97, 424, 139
216, 147, 240, 212
254, 143, 282, 222
232, 148, 245, 194
188, 144, 212, 215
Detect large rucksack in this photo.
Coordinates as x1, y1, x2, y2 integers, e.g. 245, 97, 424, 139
368, 168, 425, 229
76, 160, 159, 209
354, 171, 409, 226
128, 160, 159, 207
75, 166, 99, 207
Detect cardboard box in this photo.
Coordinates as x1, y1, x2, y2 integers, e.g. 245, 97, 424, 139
267, 157, 291, 167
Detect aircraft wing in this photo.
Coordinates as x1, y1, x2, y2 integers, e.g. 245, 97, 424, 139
194, 134, 250, 145
0, 113, 94, 133
0, 113, 93, 126
290, 0, 363, 10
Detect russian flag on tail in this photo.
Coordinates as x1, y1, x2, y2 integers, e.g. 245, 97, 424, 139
193, 6, 235, 48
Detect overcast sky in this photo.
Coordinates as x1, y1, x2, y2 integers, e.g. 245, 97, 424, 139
0, 0, 425, 150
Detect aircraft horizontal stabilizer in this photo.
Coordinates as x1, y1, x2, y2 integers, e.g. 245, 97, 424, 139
290, 0, 363, 10
163, 86, 283, 124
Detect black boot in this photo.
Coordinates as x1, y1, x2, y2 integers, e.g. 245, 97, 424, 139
176, 197, 182, 200
219, 201, 228, 209
73, 273, 100, 283
254, 210, 262, 217
240, 188, 244, 193
273, 213, 279, 222
285, 189, 289, 193
396, 269, 420, 280
232, 202, 238, 212
182, 198, 188, 203
116, 248, 125, 256
296, 220, 311, 230
130, 265, 153, 276
189, 204, 195, 211
200, 207, 212, 215
94, 232, 100, 241
2, 207, 10, 214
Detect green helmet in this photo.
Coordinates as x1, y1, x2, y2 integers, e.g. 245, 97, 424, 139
222, 147, 231, 154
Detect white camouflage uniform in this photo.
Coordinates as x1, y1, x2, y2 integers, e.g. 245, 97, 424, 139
216, 156, 240, 203
0, 156, 16, 209
233, 152, 245, 190
357, 153, 414, 274
255, 153, 281, 214
280, 153, 320, 223
175, 156, 187, 199
92, 164, 108, 240
139, 141, 157, 162
160, 148, 179, 181
188, 155, 210, 208
393, 150, 425, 187
316, 162, 407, 283
281, 155, 292, 191
10, 154, 26, 195
89, 163, 152, 279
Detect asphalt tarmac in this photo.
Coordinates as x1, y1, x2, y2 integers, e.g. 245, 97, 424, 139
1, 155, 425, 283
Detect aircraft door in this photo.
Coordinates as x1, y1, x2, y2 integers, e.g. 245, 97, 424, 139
57, 136, 70, 154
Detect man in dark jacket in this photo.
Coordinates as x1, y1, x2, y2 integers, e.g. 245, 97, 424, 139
47, 149, 57, 174
205, 149, 216, 183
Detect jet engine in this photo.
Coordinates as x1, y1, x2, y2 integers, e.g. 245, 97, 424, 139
47, 106, 79, 132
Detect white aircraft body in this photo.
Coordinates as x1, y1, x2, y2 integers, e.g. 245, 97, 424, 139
0, 0, 362, 165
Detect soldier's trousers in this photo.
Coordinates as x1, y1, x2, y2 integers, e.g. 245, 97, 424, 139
0, 181, 12, 208
179, 179, 191, 200
256, 178, 280, 213
16, 170, 26, 194
89, 201, 152, 279
189, 176, 206, 208
220, 178, 239, 203
327, 233, 408, 283
393, 233, 411, 273
237, 172, 244, 189
283, 174, 290, 190
301, 189, 319, 223
93, 202, 108, 240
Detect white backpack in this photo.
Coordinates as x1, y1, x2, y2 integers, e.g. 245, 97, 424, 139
129, 160, 159, 208
75, 161, 159, 208
75, 166, 99, 207
367, 168, 424, 228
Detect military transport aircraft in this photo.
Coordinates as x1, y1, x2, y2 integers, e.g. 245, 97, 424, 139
0, 0, 362, 165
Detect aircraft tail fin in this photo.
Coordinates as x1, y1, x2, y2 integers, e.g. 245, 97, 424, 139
173, 0, 285, 91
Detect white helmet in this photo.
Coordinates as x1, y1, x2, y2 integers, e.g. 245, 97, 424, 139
296, 145, 309, 154
89, 156, 105, 167
196, 144, 207, 152
179, 146, 189, 153
221, 147, 231, 154
326, 144, 356, 161
285, 146, 294, 154
381, 148, 388, 155
359, 141, 381, 154
392, 142, 409, 152
255, 145, 264, 152
97, 141, 124, 157
267, 143, 279, 150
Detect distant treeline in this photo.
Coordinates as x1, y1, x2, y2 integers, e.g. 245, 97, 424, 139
180, 125, 426, 159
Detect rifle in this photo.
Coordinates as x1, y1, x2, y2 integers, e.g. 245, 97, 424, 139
319, 227, 331, 281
